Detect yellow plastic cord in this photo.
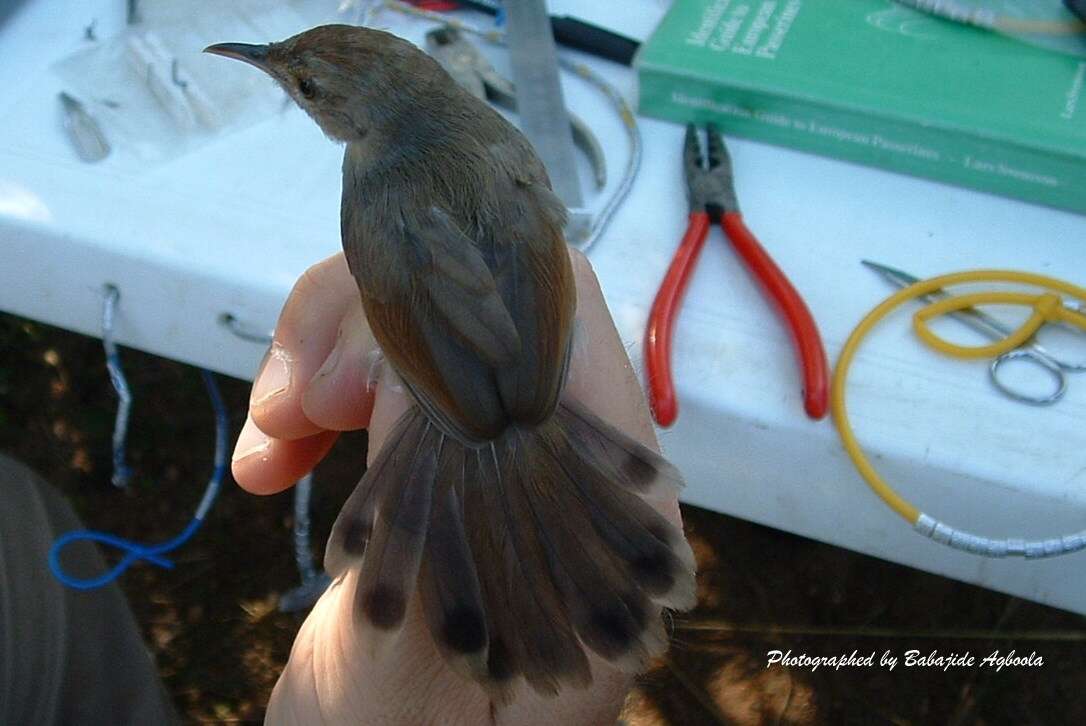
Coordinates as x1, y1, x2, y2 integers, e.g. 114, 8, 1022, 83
914, 291, 1086, 359
832, 270, 1086, 526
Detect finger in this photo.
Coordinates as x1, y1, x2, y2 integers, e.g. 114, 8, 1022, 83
232, 414, 340, 495
564, 248, 659, 454
300, 302, 379, 432
250, 253, 360, 440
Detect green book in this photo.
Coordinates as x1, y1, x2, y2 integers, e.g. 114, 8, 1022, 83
636, 0, 1086, 214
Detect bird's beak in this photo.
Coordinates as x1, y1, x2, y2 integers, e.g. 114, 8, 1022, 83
203, 42, 273, 74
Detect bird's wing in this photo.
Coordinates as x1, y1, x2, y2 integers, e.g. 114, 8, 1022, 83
344, 146, 574, 443
347, 203, 512, 443
486, 164, 575, 427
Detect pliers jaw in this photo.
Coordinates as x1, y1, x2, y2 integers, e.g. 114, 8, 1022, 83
684, 123, 739, 218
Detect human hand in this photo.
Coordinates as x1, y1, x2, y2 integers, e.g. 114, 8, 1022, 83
233, 250, 684, 725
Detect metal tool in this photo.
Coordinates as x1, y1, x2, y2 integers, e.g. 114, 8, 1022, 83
863, 260, 1086, 405
58, 92, 110, 162
426, 25, 605, 189
504, 0, 589, 241
645, 123, 829, 426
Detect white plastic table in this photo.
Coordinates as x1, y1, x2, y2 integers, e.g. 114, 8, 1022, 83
2, 1, 1084, 613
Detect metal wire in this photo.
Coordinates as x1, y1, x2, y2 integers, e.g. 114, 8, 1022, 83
49, 285, 229, 589
278, 473, 332, 612
101, 285, 133, 488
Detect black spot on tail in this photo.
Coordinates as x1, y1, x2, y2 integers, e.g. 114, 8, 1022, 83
362, 585, 405, 629
590, 596, 648, 657
443, 606, 486, 654
341, 517, 370, 556
631, 547, 676, 595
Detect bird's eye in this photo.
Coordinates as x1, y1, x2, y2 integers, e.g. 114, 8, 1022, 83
298, 78, 316, 99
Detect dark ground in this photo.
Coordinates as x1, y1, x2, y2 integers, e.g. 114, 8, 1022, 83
2, 311, 1084, 725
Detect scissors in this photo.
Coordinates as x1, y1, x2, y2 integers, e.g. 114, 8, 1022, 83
644, 124, 829, 426
863, 260, 1086, 405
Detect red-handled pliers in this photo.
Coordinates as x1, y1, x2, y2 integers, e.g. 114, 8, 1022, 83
645, 123, 829, 426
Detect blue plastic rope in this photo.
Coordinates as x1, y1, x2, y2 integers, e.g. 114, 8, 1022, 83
48, 369, 229, 590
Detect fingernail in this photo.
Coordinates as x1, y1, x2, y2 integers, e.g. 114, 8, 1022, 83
251, 343, 291, 406
233, 417, 271, 462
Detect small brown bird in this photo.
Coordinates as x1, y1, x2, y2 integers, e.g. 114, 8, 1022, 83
206, 24, 695, 699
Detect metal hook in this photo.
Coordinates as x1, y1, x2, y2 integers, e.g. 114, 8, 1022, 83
219, 312, 273, 345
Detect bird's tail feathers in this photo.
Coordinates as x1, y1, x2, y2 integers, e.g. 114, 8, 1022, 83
324, 400, 696, 698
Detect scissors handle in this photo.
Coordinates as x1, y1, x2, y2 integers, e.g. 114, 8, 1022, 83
989, 348, 1067, 406
645, 211, 711, 427
1031, 325, 1086, 372
721, 212, 829, 419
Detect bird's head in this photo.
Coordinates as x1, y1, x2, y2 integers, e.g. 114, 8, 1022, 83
205, 24, 434, 142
